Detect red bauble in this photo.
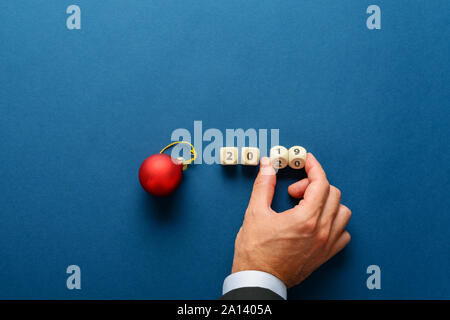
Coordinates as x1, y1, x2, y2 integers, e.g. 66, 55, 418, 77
139, 154, 183, 196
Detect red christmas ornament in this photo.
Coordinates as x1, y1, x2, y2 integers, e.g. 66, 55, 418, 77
139, 153, 183, 196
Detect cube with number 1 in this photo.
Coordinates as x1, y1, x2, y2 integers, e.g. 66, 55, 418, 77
270, 146, 288, 169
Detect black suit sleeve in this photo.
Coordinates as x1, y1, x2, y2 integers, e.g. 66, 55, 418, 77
219, 287, 284, 300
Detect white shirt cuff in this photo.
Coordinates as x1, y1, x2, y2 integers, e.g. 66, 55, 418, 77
222, 270, 287, 300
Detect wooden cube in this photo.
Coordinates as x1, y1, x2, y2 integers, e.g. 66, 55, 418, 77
288, 146, 307, 169
241, 147, 260, 165
220, 147, 238, 165
270, 146, 288, 169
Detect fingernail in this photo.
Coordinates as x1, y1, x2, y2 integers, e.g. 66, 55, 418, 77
261, 157, 270, 167
260, 157, 276, 176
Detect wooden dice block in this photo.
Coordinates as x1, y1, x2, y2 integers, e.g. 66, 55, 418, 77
288, 146, 307, 169
270, 146, 288, 169
220, 147, 238, 165
241, 147, 260, 165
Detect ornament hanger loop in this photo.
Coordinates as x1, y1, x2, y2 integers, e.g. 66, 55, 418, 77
160, 141, 197, 164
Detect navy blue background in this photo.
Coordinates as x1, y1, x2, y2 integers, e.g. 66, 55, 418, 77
1, 1, 449, 299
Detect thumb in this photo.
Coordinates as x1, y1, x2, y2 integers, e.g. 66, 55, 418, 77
248, 157, 277, 212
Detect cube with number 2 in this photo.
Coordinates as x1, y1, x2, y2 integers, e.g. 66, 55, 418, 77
270, 146, 289, 169
220, 147, 238, 165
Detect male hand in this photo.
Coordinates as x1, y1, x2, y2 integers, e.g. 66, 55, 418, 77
232, 153, 351, 288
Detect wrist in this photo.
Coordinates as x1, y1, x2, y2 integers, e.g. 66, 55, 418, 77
232, 265, 287, 287
223, 270, 288, 300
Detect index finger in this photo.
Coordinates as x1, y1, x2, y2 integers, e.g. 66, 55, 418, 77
248, 157, 277, 214
296, 153, 330, 214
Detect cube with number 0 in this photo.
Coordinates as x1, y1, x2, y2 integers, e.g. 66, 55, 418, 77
241, 147, 260, 165
288, 146, 307, 169
220, 147, 238, 165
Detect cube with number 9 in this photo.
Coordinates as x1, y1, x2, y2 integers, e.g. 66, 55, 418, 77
288, 146, 307, 169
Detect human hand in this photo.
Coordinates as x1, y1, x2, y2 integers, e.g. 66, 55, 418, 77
231, 153, 351, 288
